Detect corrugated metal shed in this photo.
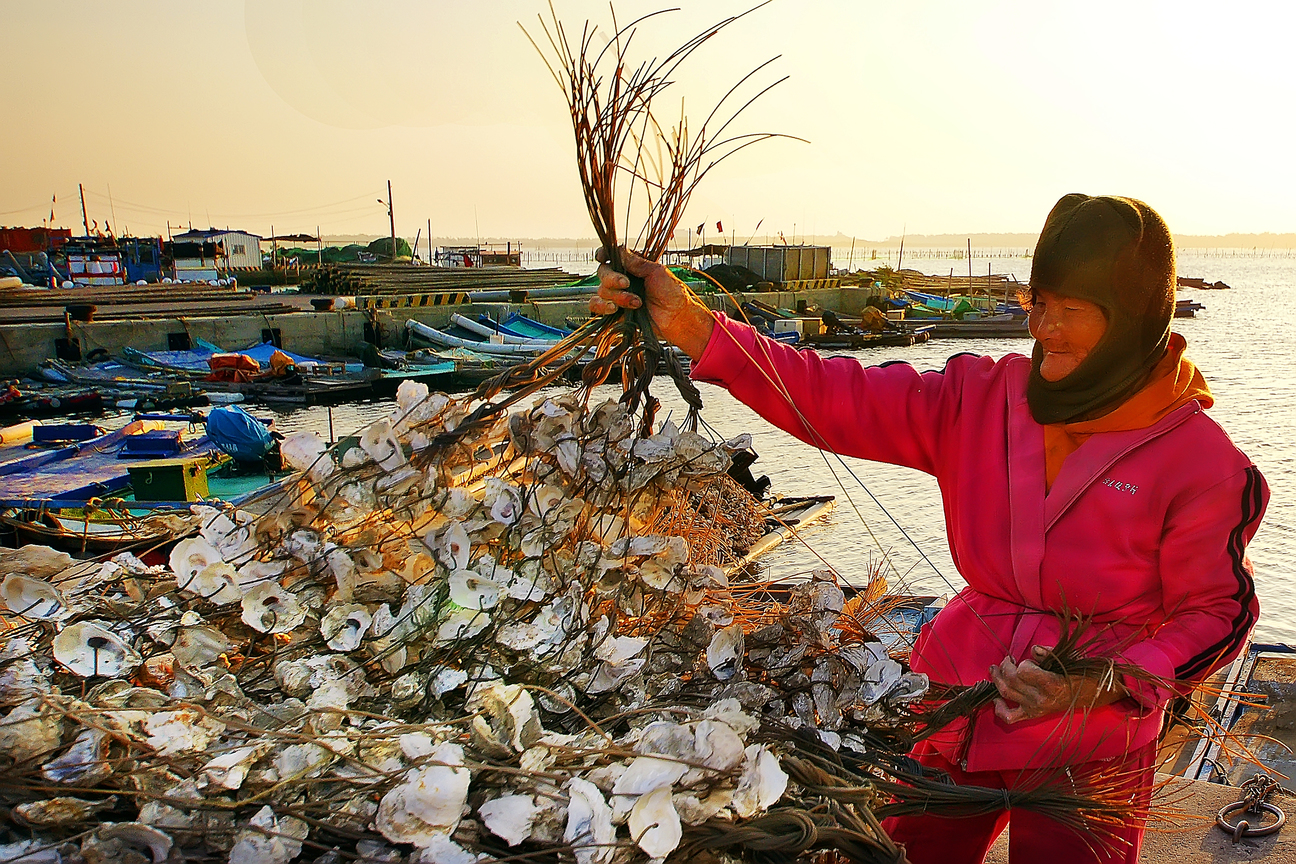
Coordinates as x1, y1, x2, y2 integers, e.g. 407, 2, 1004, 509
726, 245, 831, 283
172, 229, 263, 269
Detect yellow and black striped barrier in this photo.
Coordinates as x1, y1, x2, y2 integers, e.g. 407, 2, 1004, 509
780, 278, 841, 292
356, 293, 471, 309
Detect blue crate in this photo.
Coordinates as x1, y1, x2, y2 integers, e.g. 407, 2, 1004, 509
119, 430, 183, 459
32, 424, 101, 444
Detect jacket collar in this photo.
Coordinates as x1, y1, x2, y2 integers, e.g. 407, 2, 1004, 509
1042, 400, 1202, 531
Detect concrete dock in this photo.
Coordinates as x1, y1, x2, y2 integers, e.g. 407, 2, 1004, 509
986, 775, 1294, 862
0, 286, 871, 377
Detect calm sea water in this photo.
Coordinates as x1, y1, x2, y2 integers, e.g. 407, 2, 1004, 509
101, 250, 1296, 643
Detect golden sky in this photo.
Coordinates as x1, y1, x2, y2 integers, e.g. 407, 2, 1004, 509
2, 0, 1291, 242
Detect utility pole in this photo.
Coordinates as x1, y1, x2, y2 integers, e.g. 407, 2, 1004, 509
79, 183, 89, 236
387, 180, 396, 261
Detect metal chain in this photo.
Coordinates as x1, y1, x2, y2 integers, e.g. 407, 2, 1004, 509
1217, 771, 1287, 842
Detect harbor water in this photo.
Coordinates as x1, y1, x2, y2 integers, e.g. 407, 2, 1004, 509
90, 250, 1296, 644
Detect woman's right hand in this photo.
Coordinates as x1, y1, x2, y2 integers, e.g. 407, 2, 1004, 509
590, 246, 716, 361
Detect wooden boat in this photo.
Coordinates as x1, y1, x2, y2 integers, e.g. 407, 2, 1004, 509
1175, 298, 1206, 318
1178, 276, 1231, 290
726, 495, 836, 574
476, 311, 573, 340
406, 319, 557, 356
928, 315, 1031, 338
0, 504, 177, 553
1175, 642, 1296, 792
801, 331, 917, 349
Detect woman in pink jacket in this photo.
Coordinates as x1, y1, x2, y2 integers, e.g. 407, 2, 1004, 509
594, 194, 1268, 863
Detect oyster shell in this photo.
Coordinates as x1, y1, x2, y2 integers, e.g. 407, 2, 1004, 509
0, 574, 65, 619
706, 623, 745, 681
53, 620, 140, 678
240, 581, 307, 633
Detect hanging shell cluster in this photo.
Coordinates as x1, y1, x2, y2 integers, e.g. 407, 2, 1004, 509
0, 380, 991, 864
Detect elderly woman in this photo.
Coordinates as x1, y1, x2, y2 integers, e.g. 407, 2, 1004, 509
593, 194, 1268, 863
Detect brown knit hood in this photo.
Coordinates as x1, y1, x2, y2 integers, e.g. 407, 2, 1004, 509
1026, 194, 1176, 424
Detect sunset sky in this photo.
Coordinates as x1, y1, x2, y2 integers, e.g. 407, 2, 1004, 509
3, 1, 1292, 243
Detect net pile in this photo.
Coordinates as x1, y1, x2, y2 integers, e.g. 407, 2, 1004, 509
0, 382, 1121, 864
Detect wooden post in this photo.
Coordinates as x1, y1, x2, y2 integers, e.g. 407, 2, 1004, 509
967, 238, 973, 300
79, 183, 89, 236
387, 180, 397, 262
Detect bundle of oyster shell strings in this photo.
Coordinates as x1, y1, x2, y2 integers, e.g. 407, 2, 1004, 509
0, 382, 1128, 864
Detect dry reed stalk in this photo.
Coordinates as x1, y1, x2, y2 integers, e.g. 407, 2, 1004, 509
522, 3, 798, 434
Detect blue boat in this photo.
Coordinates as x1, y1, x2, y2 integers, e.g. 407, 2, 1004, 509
490, 312, 572, 340
0, 418, 224, 505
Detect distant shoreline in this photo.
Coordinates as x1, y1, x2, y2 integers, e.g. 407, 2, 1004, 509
320, 233, 1296, 251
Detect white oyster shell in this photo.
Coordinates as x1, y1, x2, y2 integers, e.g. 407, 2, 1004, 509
171, 625, 235, 669
359, 417, 407, 472
437, 608, 490, 643
42, 728, 111, 785
479, 794, 537, 846
183, 562, 242, 605
732, 744, 788, 817
860, 658, 904, 705
53, 621, 140, 678
144, 709, 226, 755
564, 777, 615, 864
0, 699, 62, 764
628, 785, 682, 859
706, 623, 745, 681
0, 575, 65, 619
240, 582, 307, 634
448, 570, 501, 611
376, 742, 472, 847
320, 603, 373, 652
280, 431, 334, 483
228, 805, 309, 864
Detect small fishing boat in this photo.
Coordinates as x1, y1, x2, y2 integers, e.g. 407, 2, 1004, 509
451, 313, 559, 346
927, 314, 1031, 338
1175, 298, 1206, 318
1178, 276, 1231, 290
801, 331, 918, 349
406, 319, 562, 356
0, 503, 178, 554
726, 495, 836, 573
1176, 642, 1296, 792
0, 418, 223, 504
477, 311, 573, 340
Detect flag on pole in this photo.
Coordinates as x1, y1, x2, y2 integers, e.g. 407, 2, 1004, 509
716, 221, 723, 232
697, 223, 705, 235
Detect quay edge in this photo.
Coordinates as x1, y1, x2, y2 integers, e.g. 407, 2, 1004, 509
0, 286, 876, 378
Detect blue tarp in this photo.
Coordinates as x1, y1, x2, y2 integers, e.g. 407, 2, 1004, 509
126, 340, 329, 373
207, 406, 273, 461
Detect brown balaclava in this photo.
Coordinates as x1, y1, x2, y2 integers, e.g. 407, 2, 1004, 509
1026, 194, 1175, 424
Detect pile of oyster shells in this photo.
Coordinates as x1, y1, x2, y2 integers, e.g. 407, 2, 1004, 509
0, 381, 929, 864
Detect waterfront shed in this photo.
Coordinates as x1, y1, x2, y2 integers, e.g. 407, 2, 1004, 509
726, 245, 831, 284
171, 228, 263, 270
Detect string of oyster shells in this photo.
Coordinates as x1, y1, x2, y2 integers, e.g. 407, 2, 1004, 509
0, 380, 935, 864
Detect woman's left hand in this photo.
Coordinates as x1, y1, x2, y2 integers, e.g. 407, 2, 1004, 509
988, 645, 1126, 724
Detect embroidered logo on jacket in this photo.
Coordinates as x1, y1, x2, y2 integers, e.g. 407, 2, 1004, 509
1102, 478, 1138, 495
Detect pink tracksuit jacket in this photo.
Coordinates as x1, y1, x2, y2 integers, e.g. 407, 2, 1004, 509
691, 315, 1267, 772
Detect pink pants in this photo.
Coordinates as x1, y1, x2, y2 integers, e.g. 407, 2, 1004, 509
882, 740, 1156, 864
